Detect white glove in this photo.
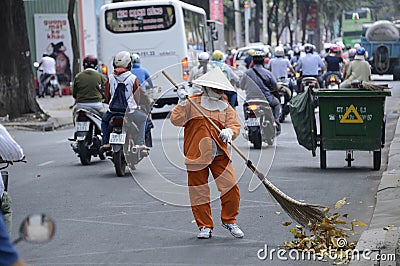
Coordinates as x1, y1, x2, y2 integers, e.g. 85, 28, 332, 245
177, 86, 188, 106
219, 128, 233, 143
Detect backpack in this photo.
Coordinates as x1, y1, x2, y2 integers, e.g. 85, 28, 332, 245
109, 76, 130, 112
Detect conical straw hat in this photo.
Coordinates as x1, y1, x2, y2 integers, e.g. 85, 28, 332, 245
192, 67, 236, 92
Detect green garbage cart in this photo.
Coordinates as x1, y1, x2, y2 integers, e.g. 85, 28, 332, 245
291, 89, 391, 170
311, 89, 390, 170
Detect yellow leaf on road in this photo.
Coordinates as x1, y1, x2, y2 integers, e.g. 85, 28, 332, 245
355, 220, 367, 227
335, 197, 346, 209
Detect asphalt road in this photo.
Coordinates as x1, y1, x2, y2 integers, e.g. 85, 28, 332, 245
6, 77, 399, 265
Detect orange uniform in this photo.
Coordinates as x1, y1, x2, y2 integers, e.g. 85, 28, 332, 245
170, 94, 241, 229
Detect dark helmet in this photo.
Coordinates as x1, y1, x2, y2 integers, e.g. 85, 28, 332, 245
252, 50, 266, 65
304, 43, 314, 54
356, 47, 366, 55
83, 55, 98, 69
293, 47, 300, 56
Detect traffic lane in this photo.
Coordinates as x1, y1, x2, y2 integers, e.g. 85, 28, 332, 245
8, 126, 325, 265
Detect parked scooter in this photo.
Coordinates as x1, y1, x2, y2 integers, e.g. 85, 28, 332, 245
106, 112, 151, 176
324, 72, 341, 89
276, 77, 292, 122
69, 107, 105, 165
242, 99, 276, 149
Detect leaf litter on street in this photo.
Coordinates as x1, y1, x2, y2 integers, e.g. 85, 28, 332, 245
282, 197, 367, 265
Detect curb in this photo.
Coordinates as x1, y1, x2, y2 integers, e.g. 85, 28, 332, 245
349, 114, 400, 265
1, 117, 73, 131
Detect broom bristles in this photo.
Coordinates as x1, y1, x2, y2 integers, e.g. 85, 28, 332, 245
361, 81, 390, 91
261, 177, 325, 227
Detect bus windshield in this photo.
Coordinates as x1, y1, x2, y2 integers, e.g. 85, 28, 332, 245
105, 5, 176, 33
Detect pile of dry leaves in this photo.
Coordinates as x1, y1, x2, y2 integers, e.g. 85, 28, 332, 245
281, 198, 367, 265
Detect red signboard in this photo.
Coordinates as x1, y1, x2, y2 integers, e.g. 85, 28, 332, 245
209, 0, 224, 23
302, 4, 318, 30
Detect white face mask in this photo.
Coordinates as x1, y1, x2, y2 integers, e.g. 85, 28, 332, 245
204, 87, 222, 101
201, 87, 228, 111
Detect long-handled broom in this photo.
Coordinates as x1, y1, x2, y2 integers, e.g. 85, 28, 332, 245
162, 70, 326, 227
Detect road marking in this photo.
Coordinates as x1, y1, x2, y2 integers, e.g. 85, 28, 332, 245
38, 161, 54, 166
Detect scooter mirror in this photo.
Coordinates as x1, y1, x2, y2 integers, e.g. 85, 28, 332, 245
13, 213, 55, 244
33, 62, 40, 68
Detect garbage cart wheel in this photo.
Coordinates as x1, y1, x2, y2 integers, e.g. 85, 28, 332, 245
320, 149, 327, 169
345, 151, 353, 167
373, 150, 381, 171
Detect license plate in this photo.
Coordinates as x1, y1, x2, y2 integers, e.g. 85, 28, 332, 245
50, 79, 58, 85
76, 122, 90, 132
110, 133, 126, 144
280, 96, 285, 104
246, 118, 260, 127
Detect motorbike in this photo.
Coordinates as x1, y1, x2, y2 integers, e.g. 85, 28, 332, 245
276, 77, 292, 122
69, 107, 105, 165
242, 99, 276, 149
324, 72, 341, 89
33, 62, 62, 98
106, 112, 151, 176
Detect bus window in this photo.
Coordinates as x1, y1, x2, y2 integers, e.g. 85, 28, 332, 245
105, 5, 176, 33
183, 9, 206, 51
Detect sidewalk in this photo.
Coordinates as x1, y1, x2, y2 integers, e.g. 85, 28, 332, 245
350, 119, 400, 265
2, 96, 74, 131
2, 95, 400, 265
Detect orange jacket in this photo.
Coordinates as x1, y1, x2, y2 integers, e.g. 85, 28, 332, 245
170, 94, 241, 165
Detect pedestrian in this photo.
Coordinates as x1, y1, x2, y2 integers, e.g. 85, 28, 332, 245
169, 67, 244, 239
72, 55, 107, 116
340, 47, 371, 88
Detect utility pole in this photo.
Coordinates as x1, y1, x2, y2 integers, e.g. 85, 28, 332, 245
293, 0, 297, 44
262, 0, 268, 44
234, 0, 242, 47
244, 1, 250, 46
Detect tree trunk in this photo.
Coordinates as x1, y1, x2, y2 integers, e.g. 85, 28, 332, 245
0, 0, 42, 119
68, 0, 80, 80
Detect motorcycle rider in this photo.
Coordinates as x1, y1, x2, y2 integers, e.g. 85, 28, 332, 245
210, 50, 240, 108
100, 51, 149, 151
267, 46, 296, 93
170, 67, 243, 239
239, 50, 281, 132
0, 124, 24, 234
322, 44, 346, 85
296, 43, 325, 89
38, 53, 61, 97
340, 47, 371, 88
343, 48, 357, 80
72, 55, 107, 116
188, 52, 212, 95
130, 53, 153, 91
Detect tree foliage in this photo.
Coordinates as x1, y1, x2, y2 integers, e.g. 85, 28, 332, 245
0, 0, 42, 119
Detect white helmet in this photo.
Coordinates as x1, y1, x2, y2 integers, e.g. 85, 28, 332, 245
131, 53, 140, 63
198, 52, 210, 61
274, 46, 285, 57
113, 51, 131, 68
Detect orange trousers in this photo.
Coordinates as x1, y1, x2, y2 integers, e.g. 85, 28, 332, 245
187, 155, 240, 230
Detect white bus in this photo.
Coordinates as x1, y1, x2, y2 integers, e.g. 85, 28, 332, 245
99, 0, 209, 108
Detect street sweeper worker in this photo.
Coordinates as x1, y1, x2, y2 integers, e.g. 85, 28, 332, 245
169, 67, 244, 239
